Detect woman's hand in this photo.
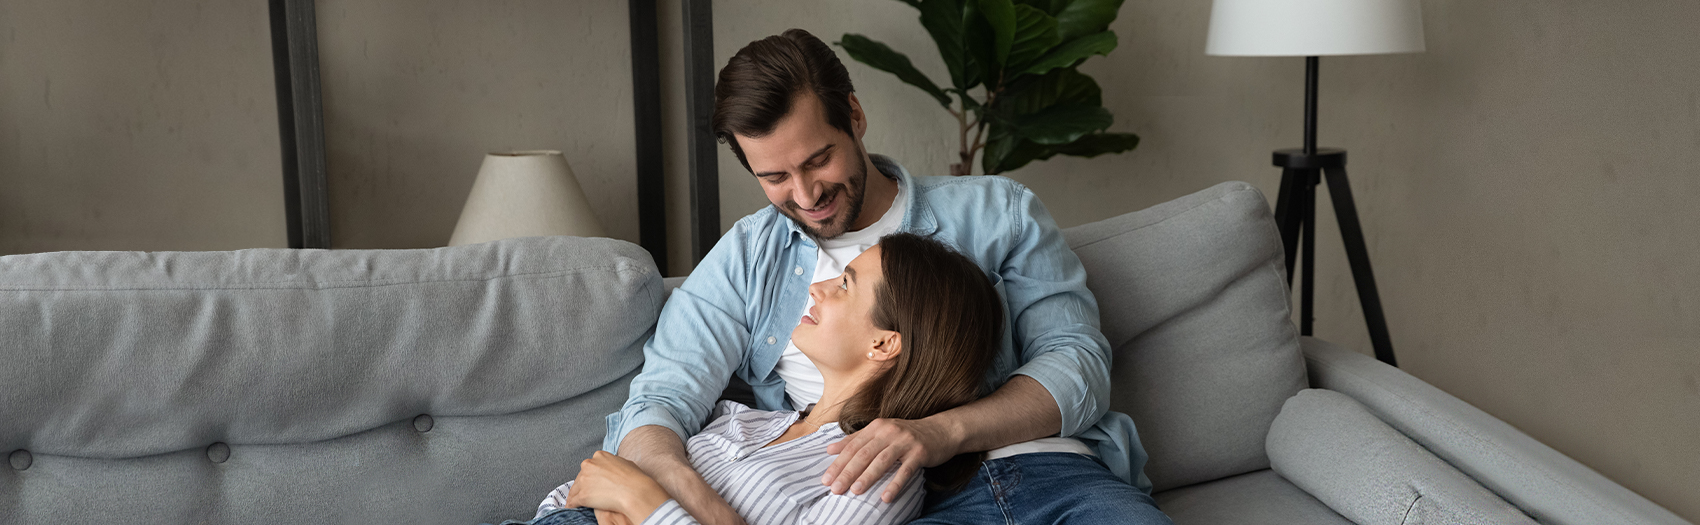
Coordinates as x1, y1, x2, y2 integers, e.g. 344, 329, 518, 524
566, 451, 672, 522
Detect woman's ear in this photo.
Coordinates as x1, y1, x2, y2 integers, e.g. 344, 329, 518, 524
868, 330, 902, 361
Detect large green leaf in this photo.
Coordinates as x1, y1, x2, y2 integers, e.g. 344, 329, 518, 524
984, 131, 1137, 173
974, 0, 1017, 67
1011, 103, 1112, 144
1001, 67, 1101, 117
1003, 142, 1054, 172
963, 2, 1003, 86
1054, 0, 1125, 42
1006, 5, 1060, 74
917, 0, 975, 90
1052, 132, 1140, 157
1021, 30, 1116, 77
836, 34, 953, 108
984, 135, 1054, 174
1014, 0, 1064, 15
986, 131, 1142, 172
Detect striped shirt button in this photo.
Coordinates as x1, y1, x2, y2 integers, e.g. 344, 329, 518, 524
767, 336, 777, 344
794, 266, 804, 275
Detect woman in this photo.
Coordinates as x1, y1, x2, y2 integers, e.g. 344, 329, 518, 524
504, 232, 1004, 525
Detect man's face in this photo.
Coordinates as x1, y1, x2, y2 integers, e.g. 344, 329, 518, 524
735, 93, 868, 239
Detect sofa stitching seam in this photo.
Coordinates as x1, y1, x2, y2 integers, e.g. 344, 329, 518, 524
1400, 493, 1422, 525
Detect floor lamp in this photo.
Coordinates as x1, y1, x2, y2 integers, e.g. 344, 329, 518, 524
1206, 0, 1424, 366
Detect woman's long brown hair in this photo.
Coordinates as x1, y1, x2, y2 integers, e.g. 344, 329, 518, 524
837, 232, 1003, 493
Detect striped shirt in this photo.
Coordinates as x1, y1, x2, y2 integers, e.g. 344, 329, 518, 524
538, 400, 924, 525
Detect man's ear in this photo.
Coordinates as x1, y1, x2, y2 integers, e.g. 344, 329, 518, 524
848, 93, 867, 139
869, 330, 902, 361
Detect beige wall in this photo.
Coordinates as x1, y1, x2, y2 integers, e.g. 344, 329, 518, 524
692, 1, 1699, 521
314, 0, 638, 249
2, 0, 1694, 521
0, 0, 286, 254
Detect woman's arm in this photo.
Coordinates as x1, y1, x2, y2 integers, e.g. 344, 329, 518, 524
566, 451, 687, 524
615, 426, 743, 524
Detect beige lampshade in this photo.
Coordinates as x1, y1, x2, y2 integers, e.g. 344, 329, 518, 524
1206, 0, 1425, 57
448, 150, 606, 246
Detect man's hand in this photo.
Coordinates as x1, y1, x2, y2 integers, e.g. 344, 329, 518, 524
822, 417, 961, 502
823, 376, 1065, 502
566, 451, 671, 522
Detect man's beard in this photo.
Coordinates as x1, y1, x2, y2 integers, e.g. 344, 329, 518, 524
781, 147, 868, 240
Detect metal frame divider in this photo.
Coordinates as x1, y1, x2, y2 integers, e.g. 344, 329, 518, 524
268, 0, 700, 265
268, 0, 331, 249
681, 0, 719, 265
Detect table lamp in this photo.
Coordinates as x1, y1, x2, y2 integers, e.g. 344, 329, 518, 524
449, 150, 606, 246
1206, 0, 1425, 366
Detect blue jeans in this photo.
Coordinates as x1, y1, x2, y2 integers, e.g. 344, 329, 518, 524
911, 453, 1175, 525
487, 507, 598, 525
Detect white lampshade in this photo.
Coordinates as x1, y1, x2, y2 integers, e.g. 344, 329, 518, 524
1206, 0, 1425, 56
448, 150, 606, 246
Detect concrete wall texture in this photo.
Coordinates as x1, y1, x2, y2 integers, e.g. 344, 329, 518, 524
1, 0, 1695, 521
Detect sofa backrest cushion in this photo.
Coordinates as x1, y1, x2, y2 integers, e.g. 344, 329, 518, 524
0, 236, 660, 524
1064, 181, 1307, 492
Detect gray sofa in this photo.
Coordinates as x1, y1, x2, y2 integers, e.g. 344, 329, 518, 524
1, 182, 1687, 525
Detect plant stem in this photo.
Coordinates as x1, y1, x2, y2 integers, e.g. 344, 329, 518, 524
953, 94, 972, 176
969, 120, 987, 159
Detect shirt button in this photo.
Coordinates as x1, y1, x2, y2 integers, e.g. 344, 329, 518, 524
794, 266, 804, 276
767, 336, 777, 345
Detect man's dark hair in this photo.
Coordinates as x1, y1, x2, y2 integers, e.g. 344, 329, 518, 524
712, 28, 856, 173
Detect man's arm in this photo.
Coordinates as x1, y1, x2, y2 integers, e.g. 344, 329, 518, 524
602, 221, 764, 525
616, 425, 742, 525
822, 375, 1059, 500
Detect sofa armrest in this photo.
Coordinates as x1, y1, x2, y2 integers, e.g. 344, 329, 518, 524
1268, 389, 1536, 525
1301, 337, 1690, 525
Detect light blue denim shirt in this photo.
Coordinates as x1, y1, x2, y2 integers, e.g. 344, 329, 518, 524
605, 155, 1151, 492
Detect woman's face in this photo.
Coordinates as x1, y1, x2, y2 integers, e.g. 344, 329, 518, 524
791, 246, 890, 372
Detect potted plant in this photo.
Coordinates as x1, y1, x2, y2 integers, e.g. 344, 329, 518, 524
837, 0, 1138, 176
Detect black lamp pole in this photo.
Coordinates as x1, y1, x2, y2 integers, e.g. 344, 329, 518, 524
1271, 56, 1398, 367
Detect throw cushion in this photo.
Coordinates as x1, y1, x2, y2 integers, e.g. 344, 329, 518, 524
1064, 181, 1308, 491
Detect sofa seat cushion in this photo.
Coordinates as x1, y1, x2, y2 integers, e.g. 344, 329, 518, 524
1064, 182, 1307, 491
1153, 468, 1352, 525
1267, 389, 1537, 525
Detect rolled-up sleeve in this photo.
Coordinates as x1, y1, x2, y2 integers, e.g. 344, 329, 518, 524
604, 222, 755, 452
998, 185, 1114, 438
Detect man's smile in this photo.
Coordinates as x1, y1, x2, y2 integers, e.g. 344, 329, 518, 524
798, 190, 839, 221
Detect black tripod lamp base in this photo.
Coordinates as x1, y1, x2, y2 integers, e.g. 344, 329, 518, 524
1270, 147, 1398, 367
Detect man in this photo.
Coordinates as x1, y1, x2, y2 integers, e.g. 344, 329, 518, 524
594, 29, 1172, 524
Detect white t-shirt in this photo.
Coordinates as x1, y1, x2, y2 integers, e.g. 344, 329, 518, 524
774, 182, 907, 409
